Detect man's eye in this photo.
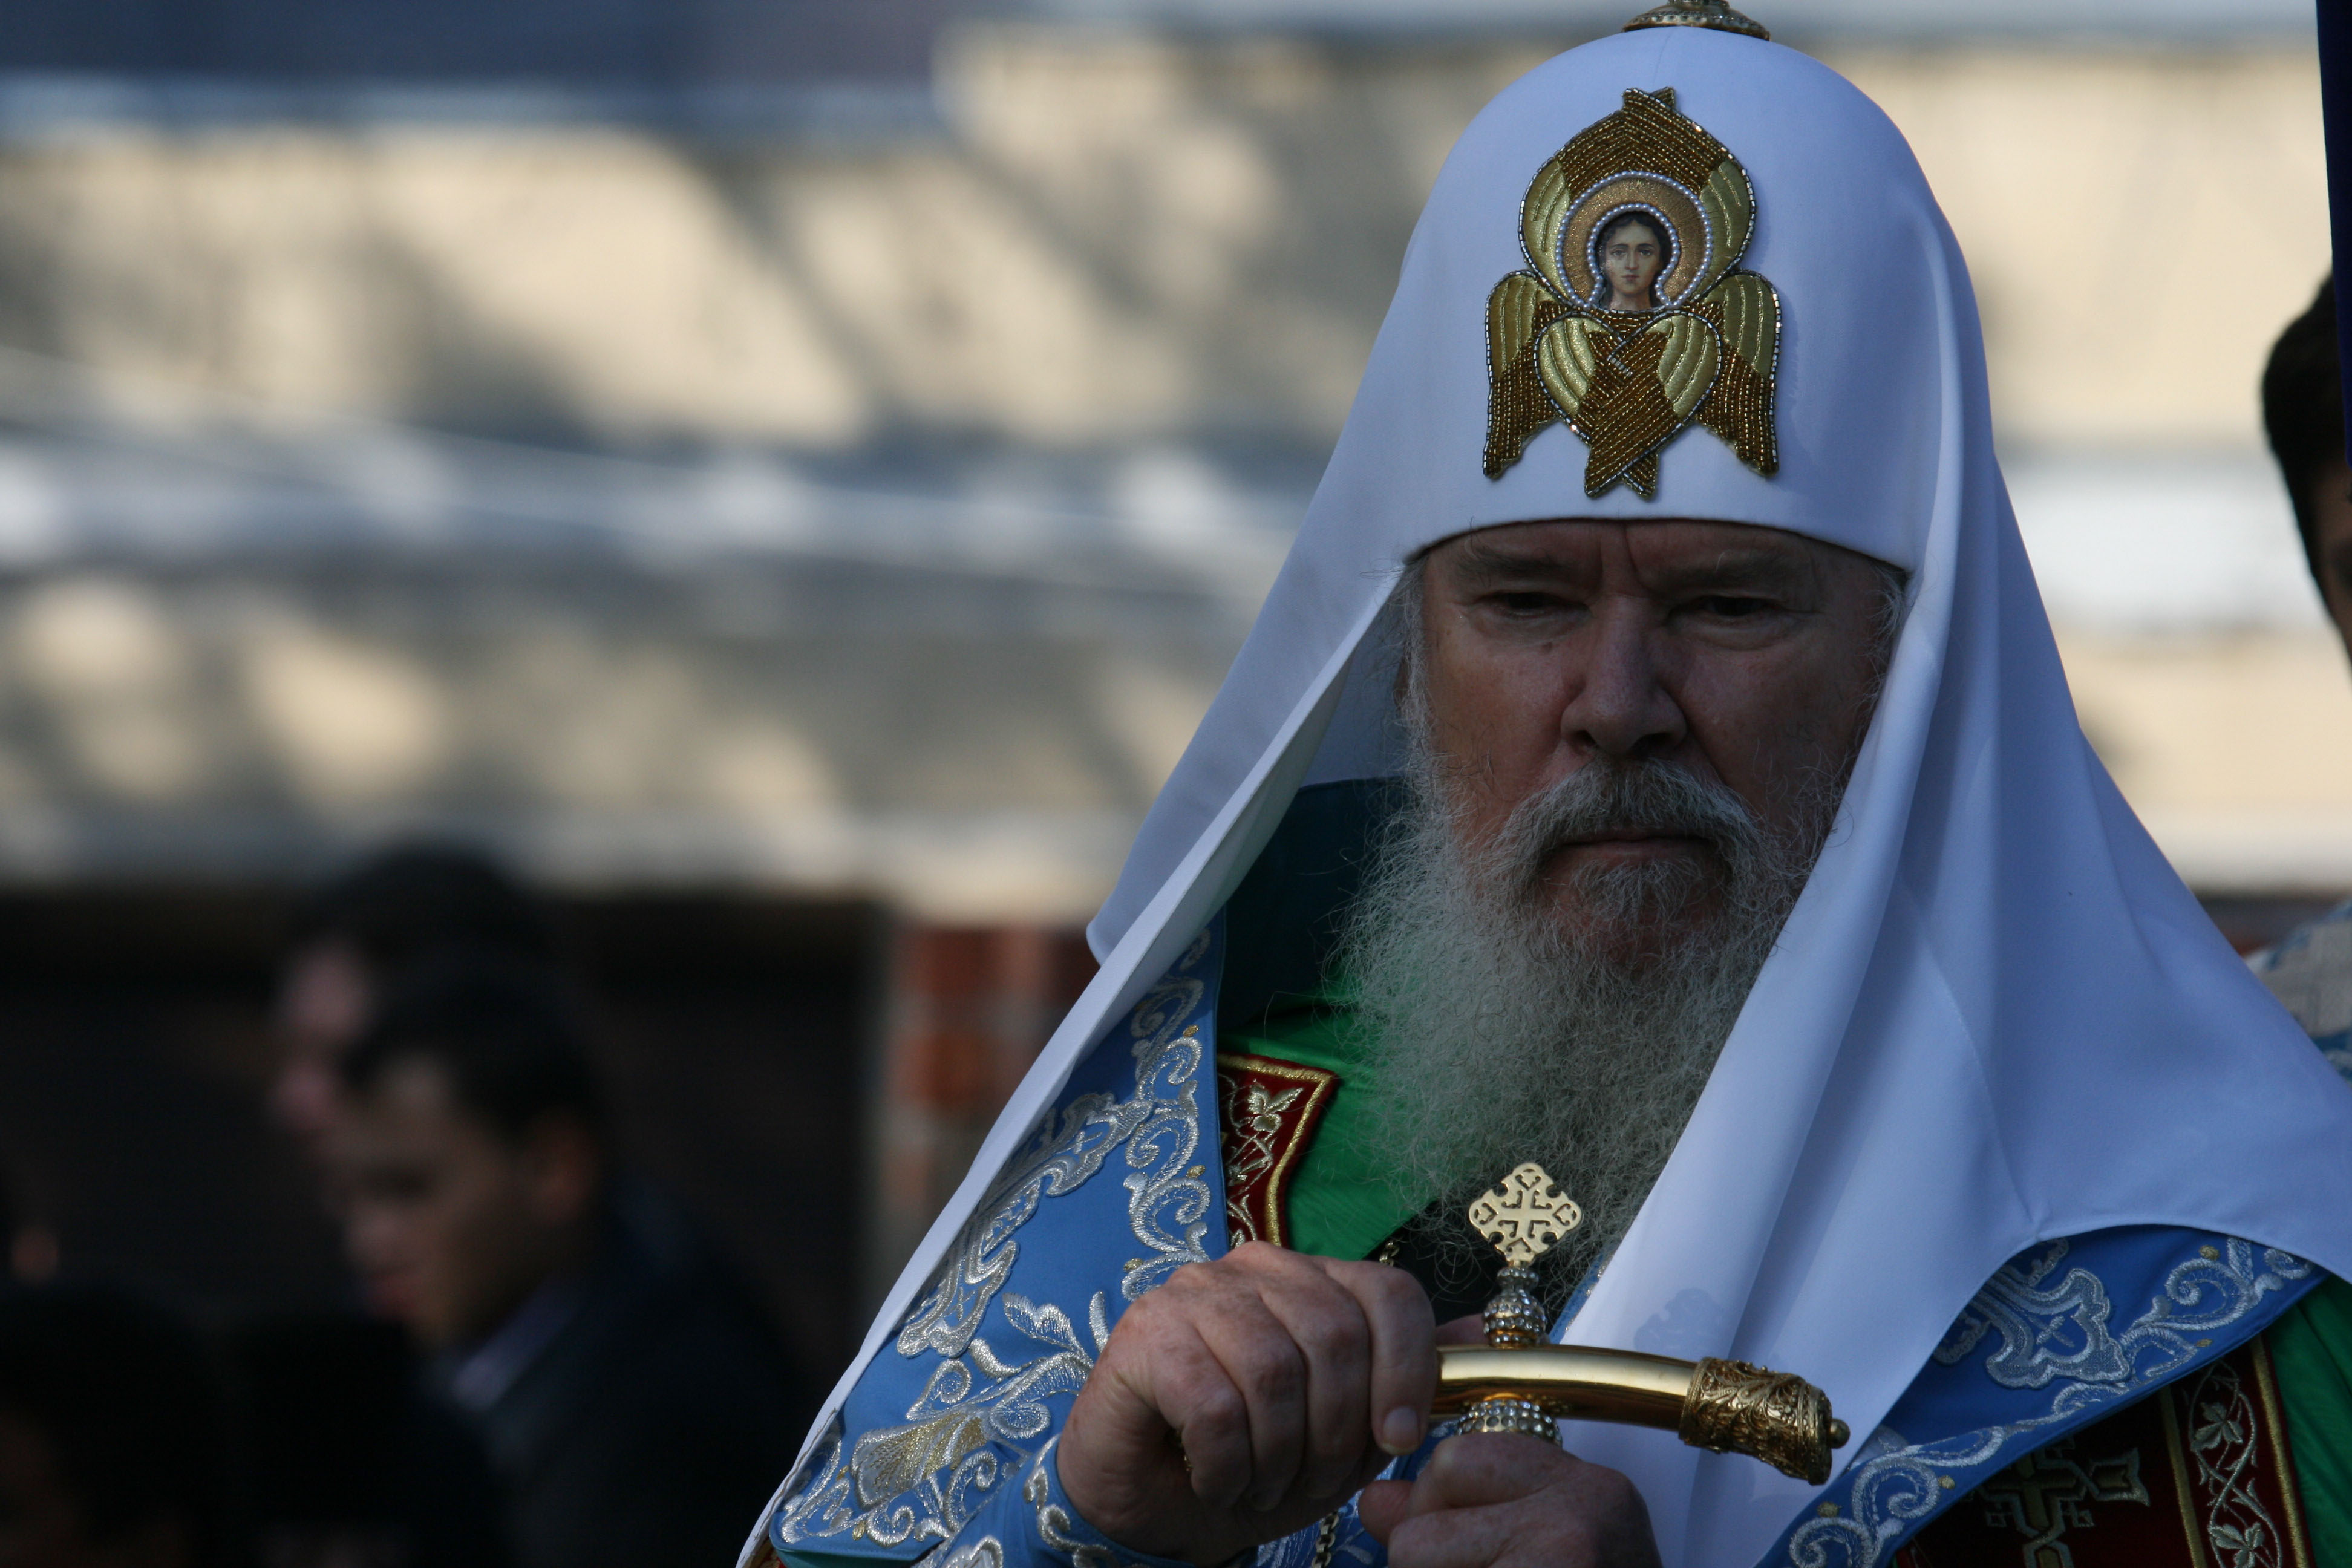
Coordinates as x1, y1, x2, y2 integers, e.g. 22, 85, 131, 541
1492, 592, 1566, 614
1695, 596, 1771, 617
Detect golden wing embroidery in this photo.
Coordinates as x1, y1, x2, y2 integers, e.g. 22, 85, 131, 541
1484, 271, 1573, 479
1540, 311, 1721, 500
1534, 314, 1607, 417
1689, 271, 1781, 477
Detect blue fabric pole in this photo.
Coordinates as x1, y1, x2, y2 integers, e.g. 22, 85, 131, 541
2321, 0, 2352, 460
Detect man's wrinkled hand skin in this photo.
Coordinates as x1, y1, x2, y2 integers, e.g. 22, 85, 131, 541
1359, 1434, 1663, 1568
1056, 1243, 1437, 1567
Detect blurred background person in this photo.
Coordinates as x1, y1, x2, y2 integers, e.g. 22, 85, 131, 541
327, 961, 802, 1568
273, 846, 558, 1165
2252, 280, 2352, 1070
240, 843, 550, 1568
2258, 280, 2352, 659
0, 1284, 236, 1568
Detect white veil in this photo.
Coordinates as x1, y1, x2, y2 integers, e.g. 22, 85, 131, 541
796, 28, 2352, 1567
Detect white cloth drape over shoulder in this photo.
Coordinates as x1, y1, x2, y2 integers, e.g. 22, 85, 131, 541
797, 29, 2352, 1568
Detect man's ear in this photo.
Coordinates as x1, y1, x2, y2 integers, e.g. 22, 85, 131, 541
1394, 556, 1429, 708
518, 1112, 603, 1228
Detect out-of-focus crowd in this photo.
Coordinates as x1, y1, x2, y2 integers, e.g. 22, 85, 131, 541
0, 846, 811, 1568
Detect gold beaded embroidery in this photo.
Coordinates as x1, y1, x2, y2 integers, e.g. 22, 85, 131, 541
1483, 87, 1781, 498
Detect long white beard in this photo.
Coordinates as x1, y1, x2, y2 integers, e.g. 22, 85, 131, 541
1333, 752, 1841, 1307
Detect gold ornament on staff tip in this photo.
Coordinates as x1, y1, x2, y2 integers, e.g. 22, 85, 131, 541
1621, 0, 1770, 39
1430, 1159, 1852, 1483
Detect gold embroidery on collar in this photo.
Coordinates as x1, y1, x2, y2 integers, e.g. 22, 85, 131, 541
1483, 86, 1780, 498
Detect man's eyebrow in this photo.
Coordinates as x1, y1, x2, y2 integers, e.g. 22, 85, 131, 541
1442, 541, 1813, 589
1444, 543, 1582, 580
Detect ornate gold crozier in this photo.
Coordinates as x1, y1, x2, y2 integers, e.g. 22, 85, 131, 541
1429, 1161, 1852, 1485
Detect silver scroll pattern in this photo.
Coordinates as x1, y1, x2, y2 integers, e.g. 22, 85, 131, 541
775, 933, 1217, 1552
1783, 1236, 2311, 1568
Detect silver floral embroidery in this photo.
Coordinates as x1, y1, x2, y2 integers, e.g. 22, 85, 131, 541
784, 1292, 1110, 1548
2183, 1357, 2286, 1568
775, 935, 1215, 1551
1932, 1242, 2130, 1389
1116, 943, 1214, 1301
1785, 1238, 2310, 1568
1024, 1439, 1172, 1568
896, 1097, 1146, 1364
932, 1537, 1006, 1568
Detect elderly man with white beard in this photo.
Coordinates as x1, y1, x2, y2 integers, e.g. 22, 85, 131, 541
1044, 518, 1896, 1568
1338, 524, 1895, 1301
748, 10, 2352, 1568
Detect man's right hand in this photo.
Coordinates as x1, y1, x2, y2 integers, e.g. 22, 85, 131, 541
1057, 1242, 1439, 1567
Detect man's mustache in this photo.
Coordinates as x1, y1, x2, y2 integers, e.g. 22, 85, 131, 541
1488, 759, 1760, 885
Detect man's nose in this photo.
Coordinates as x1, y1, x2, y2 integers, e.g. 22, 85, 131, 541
1563, 612, 1685, 759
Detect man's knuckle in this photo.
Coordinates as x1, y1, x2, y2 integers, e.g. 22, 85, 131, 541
1293, 1311, 1364, 1367
1190, 1382, 1248, 1434
1377, 1267, 1432, 1313
1167, 1259, 1220, 1294
1567, 1462, 1637, 1508
1239, 1342, 1306, 1402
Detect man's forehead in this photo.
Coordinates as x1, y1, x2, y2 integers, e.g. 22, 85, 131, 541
351, 1054, 477, 1140
1431, 517, 1826, 577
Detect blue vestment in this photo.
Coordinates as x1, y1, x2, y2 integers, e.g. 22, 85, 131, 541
765, 922, 2315, 1568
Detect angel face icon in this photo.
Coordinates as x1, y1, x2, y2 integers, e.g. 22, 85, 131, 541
1483, 87, 1782, 498
1594, 209, 1671, 312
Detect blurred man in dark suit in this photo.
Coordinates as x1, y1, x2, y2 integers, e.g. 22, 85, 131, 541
327, 962, 804, 1568
2251, 282, 2352, 1070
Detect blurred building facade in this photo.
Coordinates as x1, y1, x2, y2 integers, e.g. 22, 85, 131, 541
0, 0, 2337, 1333
0, 22, 2333, 903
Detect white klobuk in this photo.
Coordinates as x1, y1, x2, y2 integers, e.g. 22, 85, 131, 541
777, 26, 2352, 1568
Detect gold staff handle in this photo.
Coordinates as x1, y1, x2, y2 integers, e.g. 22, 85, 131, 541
1432, 1344, 1851, 1486
1441, 1166, 1849, 1485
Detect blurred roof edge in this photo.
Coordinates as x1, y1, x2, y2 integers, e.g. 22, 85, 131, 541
972, 0, 2316, 45
0, 74, 946, 143
0, 0, 2316, 145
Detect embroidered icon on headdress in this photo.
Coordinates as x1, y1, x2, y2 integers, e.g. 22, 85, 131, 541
1483, 87, 1780, 498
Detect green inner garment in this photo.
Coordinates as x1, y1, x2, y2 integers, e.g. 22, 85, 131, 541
1221, 986, 1429, 1263
2268, 1271, 2352, 1559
